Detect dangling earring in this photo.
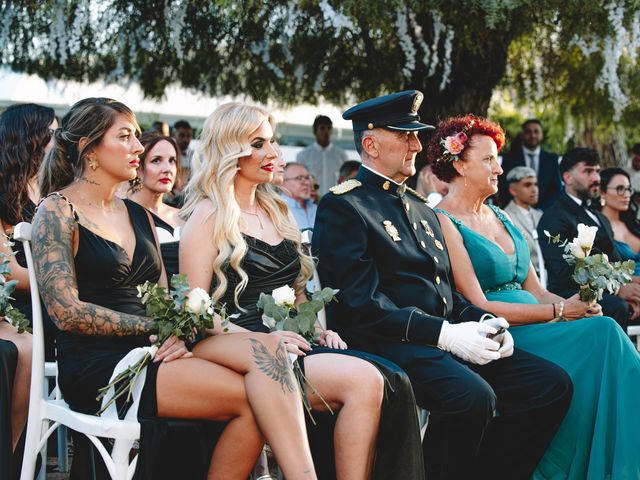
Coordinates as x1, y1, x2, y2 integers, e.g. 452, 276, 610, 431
88, 155, 99, 171
130, 176, 142, 192
464, 175, 468, 187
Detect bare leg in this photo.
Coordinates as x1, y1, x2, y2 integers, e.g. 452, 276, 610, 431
304, 353, 384, 480
193, 332, 317, 480
156, 356, 264, 479
0, 322, 32, 452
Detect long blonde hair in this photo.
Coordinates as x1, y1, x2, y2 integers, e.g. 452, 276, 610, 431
181, 102, 314, 307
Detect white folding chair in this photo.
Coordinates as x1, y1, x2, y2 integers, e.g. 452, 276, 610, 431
15, 222, 141, 480
628, 325, 640, 351
301, 230, 327, 329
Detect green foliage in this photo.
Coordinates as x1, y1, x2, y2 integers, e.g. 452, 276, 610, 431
97, 274, 228, 415
257, 287, 339, 343
545, 228, 635, 303
2, 1, 639, 142
0, 251, 30, 334
571, 255, 635, 303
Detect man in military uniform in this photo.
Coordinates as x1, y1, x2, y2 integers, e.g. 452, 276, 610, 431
313, 90, 572, 480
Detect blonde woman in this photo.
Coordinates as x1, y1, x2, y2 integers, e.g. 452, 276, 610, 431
180, 103, 415, 480
33, 97, 319, 480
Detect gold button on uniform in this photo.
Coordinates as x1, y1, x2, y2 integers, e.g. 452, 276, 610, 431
413, 222, 418, 230
435, 276, 441, 284
382, 181, 390, 190
442, 297, 447, 305
405, 203, 410, 212
420, 241, 426, 248
433, 256, 439, 263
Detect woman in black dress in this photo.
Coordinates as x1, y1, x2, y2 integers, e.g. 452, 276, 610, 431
0, 103, 56, 457
33, 97, 320, 479
129, 132, 183, 279
181, 102, 423, 479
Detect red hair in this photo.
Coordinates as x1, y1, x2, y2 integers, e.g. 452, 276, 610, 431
427, 115, 505, 183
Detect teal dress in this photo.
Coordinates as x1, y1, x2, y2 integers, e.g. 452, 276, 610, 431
614, 240, 640, 275
435, 205, 640, 480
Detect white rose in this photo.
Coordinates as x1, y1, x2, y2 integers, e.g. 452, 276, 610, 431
569, 240, 587, 259
185, 288, 212, 315
576, 224, 597, 254
272, 285, 296, 307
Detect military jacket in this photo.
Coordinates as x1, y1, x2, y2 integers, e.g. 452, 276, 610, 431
313, 166, 488, 351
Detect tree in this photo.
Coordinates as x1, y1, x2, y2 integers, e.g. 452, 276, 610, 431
2, 0, 639, 152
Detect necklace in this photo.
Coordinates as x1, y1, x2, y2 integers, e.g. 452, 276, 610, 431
240, 207, 264, 230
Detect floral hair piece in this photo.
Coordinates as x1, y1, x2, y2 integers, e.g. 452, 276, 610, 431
438, 120, 476, 162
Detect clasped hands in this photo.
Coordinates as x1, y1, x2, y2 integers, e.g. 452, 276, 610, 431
148, 335, 193, 363
438, 317, 514, 365
269, 329, 348, 356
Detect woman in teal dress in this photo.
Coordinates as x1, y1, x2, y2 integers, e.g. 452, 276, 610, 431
427, 114, 640, 479
600, 167, 640, 276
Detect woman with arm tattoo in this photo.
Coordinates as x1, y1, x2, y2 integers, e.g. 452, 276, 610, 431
181, 103, 421, 480
33, 98, 317, 480
0, 103, 56, 455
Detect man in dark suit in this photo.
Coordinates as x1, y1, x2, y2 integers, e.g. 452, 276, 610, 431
313, 90, 572, 480
498, 119, 561, 209
537, 147, 640, 328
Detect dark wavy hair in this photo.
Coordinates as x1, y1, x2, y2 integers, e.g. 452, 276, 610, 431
0, 103, 55, 226
129, 132, 183, 192
426, 114, 505, 183
39, 98, 139, 196
599, 167, 640, 238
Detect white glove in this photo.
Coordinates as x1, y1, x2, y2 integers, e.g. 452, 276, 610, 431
480, 317, 514, 359
437, 321, 501, 365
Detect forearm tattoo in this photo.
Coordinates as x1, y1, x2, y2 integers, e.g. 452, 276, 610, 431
31, 197, 152, 336
247, 338, 297, 393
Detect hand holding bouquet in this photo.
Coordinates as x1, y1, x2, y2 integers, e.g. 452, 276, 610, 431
545, 224, 635, 303
97, 274, 229, 415
257, 284, 340, 423
257, 285, 339, 343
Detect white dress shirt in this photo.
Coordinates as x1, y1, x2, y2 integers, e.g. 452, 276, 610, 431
297, 142, 348, 196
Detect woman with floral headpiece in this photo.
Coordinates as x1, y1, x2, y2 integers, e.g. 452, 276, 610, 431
429, 114, 640, 479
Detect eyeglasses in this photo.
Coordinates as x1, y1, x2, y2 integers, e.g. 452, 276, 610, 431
607, 186, 634, 196
284, 175, 311, 182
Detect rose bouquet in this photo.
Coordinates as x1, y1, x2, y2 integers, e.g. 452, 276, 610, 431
0, 251, 30, 334
257, 285, 339, 343
97, 274, 229, 415
257, 285, 339, 423
545, 223, 635, 303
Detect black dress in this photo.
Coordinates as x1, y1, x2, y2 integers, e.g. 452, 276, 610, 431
56, 198, 162, 416
54, 198, 223, 480
217, 235, 425, 480
149, 212, 179, 282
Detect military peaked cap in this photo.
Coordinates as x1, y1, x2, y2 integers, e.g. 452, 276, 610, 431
342, 90, 434, 132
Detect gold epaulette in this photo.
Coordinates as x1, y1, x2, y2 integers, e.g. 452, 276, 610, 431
330, 179, 362, 195
405, 186, 428, 203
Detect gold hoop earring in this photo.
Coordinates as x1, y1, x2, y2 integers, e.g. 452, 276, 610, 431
88, 156, 99, 171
